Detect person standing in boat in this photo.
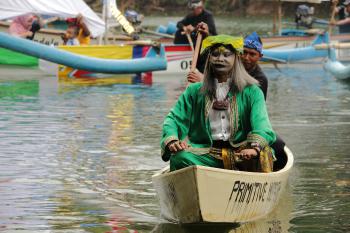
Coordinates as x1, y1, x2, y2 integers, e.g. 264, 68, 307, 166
174, 0, 217, 45
161, 35, 276, 172
66, 14, 91, 45
331, 0, 350, 34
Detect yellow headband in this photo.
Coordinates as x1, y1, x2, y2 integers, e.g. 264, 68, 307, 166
201, 35, 243, 54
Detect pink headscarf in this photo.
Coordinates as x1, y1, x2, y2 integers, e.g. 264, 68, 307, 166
8, 14, 34, 36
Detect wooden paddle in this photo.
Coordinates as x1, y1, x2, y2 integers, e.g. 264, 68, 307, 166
183, 27, 195, 51
141, 28, 175, 39
190, 33, 203, 72
122, 40, 160, 46
329, 0, 339, 37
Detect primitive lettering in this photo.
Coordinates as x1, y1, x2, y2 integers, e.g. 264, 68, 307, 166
267, 181, 282, 202
229, 180, 282, 204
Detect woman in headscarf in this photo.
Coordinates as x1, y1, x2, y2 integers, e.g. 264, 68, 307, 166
8, 14, 35, 38
161, 35, 276, 172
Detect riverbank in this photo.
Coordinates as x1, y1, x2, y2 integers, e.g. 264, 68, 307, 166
86, 0, 331, 18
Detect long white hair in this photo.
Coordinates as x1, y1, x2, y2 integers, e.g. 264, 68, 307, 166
201, 49, 258, 100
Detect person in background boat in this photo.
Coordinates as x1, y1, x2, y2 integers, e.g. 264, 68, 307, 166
9, 14, 59, 40
62, 26, 80, 46
66, 14, 91, 45
174, 0, 217, 45
330, 0, 350, 34
162, 35, 276, 173
9, 14, 35, 39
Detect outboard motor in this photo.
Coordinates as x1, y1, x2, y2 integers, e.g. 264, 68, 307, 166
295, 5, 314, 29
125, 10, 144, 27
124, 10, 144, 40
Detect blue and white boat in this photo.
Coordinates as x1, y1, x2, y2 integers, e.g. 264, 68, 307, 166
261, 32, 329, 63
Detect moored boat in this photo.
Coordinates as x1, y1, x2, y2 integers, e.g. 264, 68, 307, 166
152, 146, 294, 224
261, 32, 329, 63
58, 43, 192, 78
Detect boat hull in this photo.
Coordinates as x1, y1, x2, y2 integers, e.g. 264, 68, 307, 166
152, 147, 294, 223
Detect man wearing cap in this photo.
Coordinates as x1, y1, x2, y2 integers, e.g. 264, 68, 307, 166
174, 0, 217, 45
331, 0, 350, 34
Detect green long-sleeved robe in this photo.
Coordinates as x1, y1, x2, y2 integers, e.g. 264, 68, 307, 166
161, 82, 276, 171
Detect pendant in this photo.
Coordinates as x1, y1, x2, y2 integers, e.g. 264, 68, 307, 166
212, 99, 229, 110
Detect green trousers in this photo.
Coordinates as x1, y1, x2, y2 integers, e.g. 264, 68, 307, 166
170, 150, 224, 171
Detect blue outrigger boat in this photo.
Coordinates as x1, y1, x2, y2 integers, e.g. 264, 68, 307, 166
261, 33, 329, 63
0, 32, 167, 74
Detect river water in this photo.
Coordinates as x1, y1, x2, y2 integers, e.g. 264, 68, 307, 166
0, 62, 349, 233
0, 16, 349, 233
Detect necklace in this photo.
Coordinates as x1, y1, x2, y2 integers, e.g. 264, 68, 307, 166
212, 80, 230, 110
212, 97, 229, 110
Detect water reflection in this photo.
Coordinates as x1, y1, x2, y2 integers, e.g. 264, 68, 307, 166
0, 58, 349, 232
0, 80, 39, 99
152, 221, 283, 233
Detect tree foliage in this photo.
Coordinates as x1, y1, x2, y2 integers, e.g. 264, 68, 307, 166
85, 1, 330, 16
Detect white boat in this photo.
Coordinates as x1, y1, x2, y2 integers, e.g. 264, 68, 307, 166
152, 146, 294, 224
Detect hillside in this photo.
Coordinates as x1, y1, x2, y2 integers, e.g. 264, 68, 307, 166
84, 0, 331, 17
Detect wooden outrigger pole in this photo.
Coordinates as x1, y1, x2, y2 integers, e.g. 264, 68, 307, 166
278, 0, 283, 35
329, 0, 338, 37
271, 0, 284, 35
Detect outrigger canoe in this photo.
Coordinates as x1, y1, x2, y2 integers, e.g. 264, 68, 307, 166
261, 33, 329, 63
152, 146, 294, 223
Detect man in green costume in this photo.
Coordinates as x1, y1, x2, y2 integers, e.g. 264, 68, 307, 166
161, 35, 276, 172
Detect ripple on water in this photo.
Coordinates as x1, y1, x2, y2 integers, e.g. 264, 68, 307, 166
0, 62, 349, 232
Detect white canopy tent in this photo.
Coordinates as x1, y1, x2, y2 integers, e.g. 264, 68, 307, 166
0, 0, 105, 37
